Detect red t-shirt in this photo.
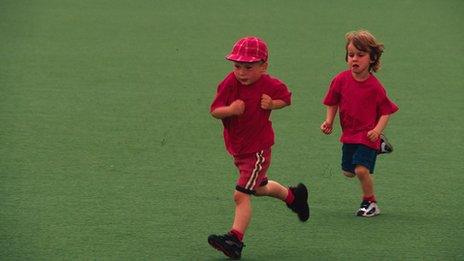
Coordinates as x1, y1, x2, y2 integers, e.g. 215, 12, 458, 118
323, 70, 399, 150
211, 72, 292, 156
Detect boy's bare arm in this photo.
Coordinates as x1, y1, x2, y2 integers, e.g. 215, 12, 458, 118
367, 114, 390, 141
270, 99, 288, 110
260, 94, 288, 110
211, 99, 245, 119
321, 105, 338, 134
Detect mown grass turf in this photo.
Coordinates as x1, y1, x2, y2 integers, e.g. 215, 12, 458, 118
1, 0, 463, 259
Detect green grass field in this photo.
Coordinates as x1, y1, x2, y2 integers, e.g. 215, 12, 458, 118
1, 0, 463, 260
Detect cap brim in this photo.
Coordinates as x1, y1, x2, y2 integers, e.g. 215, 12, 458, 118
226, 54, 262, 63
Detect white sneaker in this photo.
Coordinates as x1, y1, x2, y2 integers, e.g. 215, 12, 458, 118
356, 200, 380, 217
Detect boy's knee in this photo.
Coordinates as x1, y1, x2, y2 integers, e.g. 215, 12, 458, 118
343, 171, 356, 178
354, 165, 370, 176
233, 190, 250, 203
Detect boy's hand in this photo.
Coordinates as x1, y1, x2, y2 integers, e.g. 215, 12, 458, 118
320, 121, 333, 135
260, 94, 273, 110
230, 99, 245, 115
367, 129, 380, 142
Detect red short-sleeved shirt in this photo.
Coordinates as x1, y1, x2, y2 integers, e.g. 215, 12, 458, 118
323, 70, 399, 150
211, 72, 292, 156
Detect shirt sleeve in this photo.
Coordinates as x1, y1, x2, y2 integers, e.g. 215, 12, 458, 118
210, 78, 231, 113
271, 82, 292, 105
377, 87, 399, 116
323, 76, 341, 106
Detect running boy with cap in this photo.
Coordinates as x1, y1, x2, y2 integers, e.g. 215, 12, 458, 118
208, 36, 310, 259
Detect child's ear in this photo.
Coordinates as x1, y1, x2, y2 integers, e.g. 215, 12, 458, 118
261, 62, 268, 71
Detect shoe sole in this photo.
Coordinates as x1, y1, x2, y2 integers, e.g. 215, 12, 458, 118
357, 212, 380, 217
356, 208, 381, 217
297, 184, 310, 221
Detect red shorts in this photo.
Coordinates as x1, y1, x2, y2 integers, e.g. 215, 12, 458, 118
233, 149, 271, 194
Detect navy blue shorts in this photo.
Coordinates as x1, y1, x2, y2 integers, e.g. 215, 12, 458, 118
341, 144, 377, 174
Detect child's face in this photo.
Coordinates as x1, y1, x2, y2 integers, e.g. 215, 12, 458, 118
232, 61, 267, 85
346, 42, 372, 76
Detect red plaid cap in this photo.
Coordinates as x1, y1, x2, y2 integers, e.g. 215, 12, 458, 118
226, 36, 268, 62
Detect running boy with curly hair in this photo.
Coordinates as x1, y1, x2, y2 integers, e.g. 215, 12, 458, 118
321, 30, 399, 217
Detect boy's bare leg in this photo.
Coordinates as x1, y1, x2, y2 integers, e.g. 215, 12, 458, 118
231, 191, 252, 234
354, 165, 379, 217
355, 165, 374, 197
256, 180, 310, 222
231, 180, 310, 235
231, 181, 289, 233
255, 180, 288, 199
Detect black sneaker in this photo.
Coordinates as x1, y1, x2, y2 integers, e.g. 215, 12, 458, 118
208, 233, 244, 259
378, 134, 393, 154
286, 183, 310, 222
356, 200, 380, 217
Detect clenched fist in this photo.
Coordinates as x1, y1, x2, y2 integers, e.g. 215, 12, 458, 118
261, 94, 273, 110
230, 99, 245, 115
320, 120, 333, 134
